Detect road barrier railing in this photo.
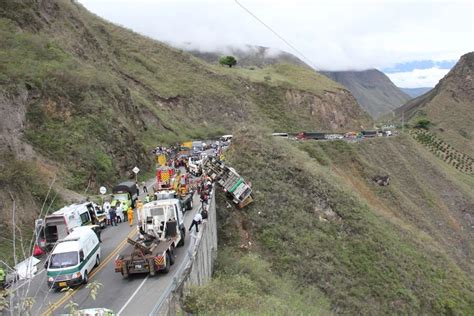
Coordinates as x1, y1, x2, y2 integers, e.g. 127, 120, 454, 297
150, 188, 218, 316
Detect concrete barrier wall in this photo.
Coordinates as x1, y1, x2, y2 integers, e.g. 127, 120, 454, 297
152, 190, 217, 315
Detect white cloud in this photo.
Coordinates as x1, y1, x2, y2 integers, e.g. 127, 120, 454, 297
78, 0, 473, 86
386, 67, 451, 88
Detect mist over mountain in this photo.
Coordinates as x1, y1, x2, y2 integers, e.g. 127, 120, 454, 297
182, 43, 307, 68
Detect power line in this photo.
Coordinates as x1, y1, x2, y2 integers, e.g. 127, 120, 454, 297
234, 0, 319, 70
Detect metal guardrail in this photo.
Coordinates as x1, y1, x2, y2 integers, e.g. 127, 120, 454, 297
149, 189, 215, 315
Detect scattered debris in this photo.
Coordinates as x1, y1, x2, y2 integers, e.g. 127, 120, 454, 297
372, 175, 390, 186
314, 205, 341, 222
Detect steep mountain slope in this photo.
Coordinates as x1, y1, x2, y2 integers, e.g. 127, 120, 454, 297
400, 87, 432, 98
0, 0, 370, 262
322, 69, 411, 118
187, 130, 474, 314
396, 52, 474, 157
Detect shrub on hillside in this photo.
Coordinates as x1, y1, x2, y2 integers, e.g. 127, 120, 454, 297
414, 118, 431, 129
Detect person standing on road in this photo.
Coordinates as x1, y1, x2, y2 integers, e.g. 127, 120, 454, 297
127, 207, 134, 226
136, 200, 144, 225
200, 191, 209, 208
109, 206, 117, 226
122, 203, 128, 222
116, 202, 123, 223
189, 212, 203, 233
142, 181, 148, 194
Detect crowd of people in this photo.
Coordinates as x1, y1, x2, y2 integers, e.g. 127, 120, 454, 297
189, 175, 214, 233
102, 199, 135, 227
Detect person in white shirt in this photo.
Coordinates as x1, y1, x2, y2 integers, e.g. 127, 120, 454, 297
103, 201, 111, 225
116, 202, 124, 223
189, 212, 203, 233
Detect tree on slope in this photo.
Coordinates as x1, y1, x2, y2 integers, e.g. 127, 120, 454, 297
219, 56, 237, 68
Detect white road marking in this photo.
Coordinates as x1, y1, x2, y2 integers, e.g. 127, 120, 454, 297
117, 275, 149, 315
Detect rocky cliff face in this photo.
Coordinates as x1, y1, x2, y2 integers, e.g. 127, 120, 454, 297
285, 89, 370, 130
396, 52, 474, 156
321, 69, 411, 118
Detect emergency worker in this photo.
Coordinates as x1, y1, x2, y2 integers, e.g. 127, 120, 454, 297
127, 207, 134, 226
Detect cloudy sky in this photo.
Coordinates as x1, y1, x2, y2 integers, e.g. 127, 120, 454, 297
79, 0, 473, 88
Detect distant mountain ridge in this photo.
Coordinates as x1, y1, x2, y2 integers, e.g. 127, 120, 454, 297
400, 87, 432, 98
183, 44, 307, 68
321, 69, 411, 118
395, 52, 474, 156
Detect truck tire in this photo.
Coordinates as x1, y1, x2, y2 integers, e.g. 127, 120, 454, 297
148, 258, 156, 276
162, 253, 170, 274
95, 255, 100, 268
169, 248, 175, 265
121, 265, 129, 279
177, 228, 185, 247
82, 271, 88, 284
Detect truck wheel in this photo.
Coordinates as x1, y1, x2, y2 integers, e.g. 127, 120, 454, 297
148, 258, 156, 276
177, 228, 185, 247
169, 249, 175, 265
95, 255, 100, 268
82, 271, 88, 284
162, 253, 170, 274
121, 265, 129, 279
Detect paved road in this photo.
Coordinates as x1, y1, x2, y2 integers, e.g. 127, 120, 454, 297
9, 179, 202, 315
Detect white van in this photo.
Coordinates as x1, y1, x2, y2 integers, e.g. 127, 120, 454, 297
46, 226, 101, 290
38, 202, 103, 250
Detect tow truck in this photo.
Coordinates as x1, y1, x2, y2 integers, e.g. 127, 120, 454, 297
114, 199, 185, 278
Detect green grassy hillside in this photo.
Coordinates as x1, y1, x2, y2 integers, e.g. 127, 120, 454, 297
0, 0, 371, 256
186, 130, 473, 314
2, 1, 472, 314
395, 52, 474, 157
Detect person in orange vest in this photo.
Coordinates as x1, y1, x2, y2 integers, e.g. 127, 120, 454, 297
127, 207, 134, 226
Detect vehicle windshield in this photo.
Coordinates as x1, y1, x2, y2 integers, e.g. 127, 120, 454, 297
49, 251, 78, 269
156, 193, 175, 200
149, 207, 165, 217
114, 193, 129, 201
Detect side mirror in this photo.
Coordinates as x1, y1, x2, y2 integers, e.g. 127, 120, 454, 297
44, 259, 49, 269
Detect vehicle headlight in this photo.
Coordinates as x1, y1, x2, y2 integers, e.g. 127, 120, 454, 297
48, 277, 54, 282
71, 272, 81, 279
